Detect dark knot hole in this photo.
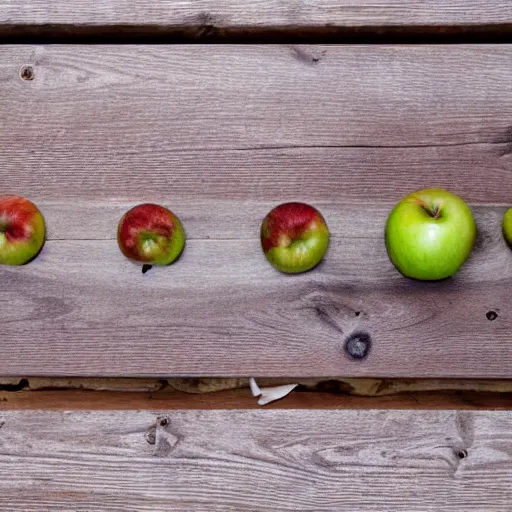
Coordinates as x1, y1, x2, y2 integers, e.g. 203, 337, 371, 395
344, 332, 372, 361
486, 311, 498, 321
20, 66, 34, 81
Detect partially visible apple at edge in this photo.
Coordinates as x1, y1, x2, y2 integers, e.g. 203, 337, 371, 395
0, 195, 46, 265
502, 208, 512, 247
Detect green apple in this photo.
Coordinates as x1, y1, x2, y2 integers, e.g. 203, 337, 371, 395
385, 188, 476, 280
0, 195, 46, 265
502, 208, 512, 247
260, 202, 329, 273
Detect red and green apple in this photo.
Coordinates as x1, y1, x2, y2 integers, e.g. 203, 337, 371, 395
385, 188, 476, 280
117, 203, 185, 266
0, 195, 46, 265
261, 202, 330, 273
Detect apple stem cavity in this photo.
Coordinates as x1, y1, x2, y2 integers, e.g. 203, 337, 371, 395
142, 264, 153, 274
431, 204, 442, 219
417, 198, 442, 219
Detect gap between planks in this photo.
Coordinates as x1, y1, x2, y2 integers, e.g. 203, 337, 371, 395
1, 388, 512, 410
0, 1, 512, 44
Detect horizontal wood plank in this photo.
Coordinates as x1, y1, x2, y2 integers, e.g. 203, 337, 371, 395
0, 409, 512, 510
1, 46, 512, 201
0, 210, 508, 377
1, 46, 512, 377
1, 46, 512, 190
0, 1, 511, 29
0, 202, 511, 377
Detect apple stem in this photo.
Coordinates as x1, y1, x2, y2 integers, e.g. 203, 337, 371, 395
416, 198, 442, 219
142, 264, 153, 274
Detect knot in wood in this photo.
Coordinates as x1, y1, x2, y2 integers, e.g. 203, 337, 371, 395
157, 416, 169, 427
486, 310, 498, 321
20, 66, 35, 81
344, 332, 372, 360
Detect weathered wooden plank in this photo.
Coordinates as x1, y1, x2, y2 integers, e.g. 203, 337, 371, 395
0, 1, 511, 29
1, 45, 512, 377
5, 141, 512, 206
1, 46, 511, 202
0, 204, 510, 377
1, 46, 512, 202
0, 410, 511, 510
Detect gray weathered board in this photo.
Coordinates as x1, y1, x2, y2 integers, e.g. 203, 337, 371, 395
0, 1, 511, 30
1, 45, 512, 377
0, 409, 511, 510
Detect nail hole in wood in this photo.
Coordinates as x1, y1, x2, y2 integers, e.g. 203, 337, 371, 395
486, 311, 498, 321
344, 332, 372, 361
158, 417, 169, 427
145, 427, 156, 445
458, 449, 468, 459
20, 66, 34, 81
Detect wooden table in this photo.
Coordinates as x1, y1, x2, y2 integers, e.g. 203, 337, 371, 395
1, 2, 512, 510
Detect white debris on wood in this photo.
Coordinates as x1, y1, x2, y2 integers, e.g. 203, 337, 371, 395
249, 377, 262, 397
249, 378, 298, 405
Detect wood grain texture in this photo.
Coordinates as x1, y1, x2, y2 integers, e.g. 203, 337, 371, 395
1, 203, 511, 377
1, 46, 512, 202
1, 45, 512, 377
0, 1, 511, 29
0, 409, 512, 510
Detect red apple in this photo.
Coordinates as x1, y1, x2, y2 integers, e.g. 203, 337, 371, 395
0, 195, 46, 265
261, 202, 330, 273
117, 204, 185, 266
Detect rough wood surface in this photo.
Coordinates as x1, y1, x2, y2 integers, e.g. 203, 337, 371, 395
0, 409, 511, 510
1, 46, 512, 203
1, 45, 512, 377
1, 208, 511, 377
0, 1, 511, 29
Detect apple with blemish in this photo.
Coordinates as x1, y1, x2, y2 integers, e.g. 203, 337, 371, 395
261, 202, 330, 273
385, 188, 476, 280
0, 195, 46, 265
117, 204, 185, 266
